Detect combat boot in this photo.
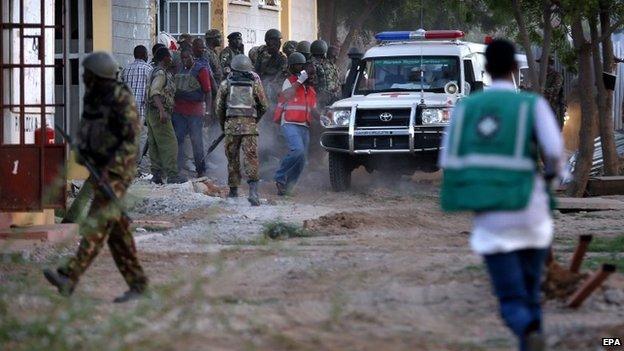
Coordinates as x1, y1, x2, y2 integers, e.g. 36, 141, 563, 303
248, 181, 260, 206
228, 187, 239, 198
167, 174, 188, 184
113, 288, 145, 303
151, 172, 163, 185
43, 269, 75, 296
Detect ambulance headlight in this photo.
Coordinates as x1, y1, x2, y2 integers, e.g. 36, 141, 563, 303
421, 107, 453, 125
323, 108, 351, 128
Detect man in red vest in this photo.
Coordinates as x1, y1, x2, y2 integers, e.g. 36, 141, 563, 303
273, 52, 320, 195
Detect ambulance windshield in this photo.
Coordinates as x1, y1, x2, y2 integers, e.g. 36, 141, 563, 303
354, 56, 460, 95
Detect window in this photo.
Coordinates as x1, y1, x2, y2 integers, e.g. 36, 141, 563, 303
258, 0, 280, 10
229, 0, 251, 5
159, 0, 211, 37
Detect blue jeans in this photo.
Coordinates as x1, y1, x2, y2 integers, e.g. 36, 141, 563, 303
484, 248, 548, 351
172, 113, 205, 174
274, 124, 309, 188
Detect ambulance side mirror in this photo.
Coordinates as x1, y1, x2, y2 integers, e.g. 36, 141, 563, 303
472, 81, 484, 92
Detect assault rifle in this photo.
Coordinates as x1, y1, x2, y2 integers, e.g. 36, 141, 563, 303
54, 124, 131, 224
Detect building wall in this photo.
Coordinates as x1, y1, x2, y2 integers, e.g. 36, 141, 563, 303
289, 0, 316, 42
227, 1, 280, 54
112, 0, 153, 66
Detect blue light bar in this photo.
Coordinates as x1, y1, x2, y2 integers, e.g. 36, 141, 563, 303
375, 30, 465, 42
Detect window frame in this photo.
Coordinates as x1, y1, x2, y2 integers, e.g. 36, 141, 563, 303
159, 0, 212, 37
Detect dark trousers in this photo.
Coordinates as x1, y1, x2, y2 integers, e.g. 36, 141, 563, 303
172, 113, 206, 174
483, 248, 548, 351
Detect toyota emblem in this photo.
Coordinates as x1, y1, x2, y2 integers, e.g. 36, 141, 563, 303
379, 112, 393, 122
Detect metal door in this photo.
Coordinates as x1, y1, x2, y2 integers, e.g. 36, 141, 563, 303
0, 0, 68, 211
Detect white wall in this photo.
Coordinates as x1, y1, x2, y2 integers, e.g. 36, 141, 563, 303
227, 1, 280, 55
3, 0, 55, 144
290, 0, 316, 42
112, 0, 152, 67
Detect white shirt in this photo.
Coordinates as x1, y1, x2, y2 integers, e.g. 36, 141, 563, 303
439, 80, 564, 255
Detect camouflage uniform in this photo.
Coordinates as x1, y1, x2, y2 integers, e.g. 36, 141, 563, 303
254, 45, 288, 103
219, 46, 243, 77
59, 80, 148, 292
215, 72, 269, 187
204, 47, 224, 82
543, 66, 564, 127
311, 56, 341, 108
146, 67, 180, 179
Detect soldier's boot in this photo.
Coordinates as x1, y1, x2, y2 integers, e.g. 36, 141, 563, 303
151, 172, 164, 185
248, 182, 260, 206
43, 269, 75, 296
113, 288, 145, 303
167, 174, 188, 184
228, 187, 239, 198
275, 182, 287, 196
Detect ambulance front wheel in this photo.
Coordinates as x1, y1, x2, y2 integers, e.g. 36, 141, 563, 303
329, 152, 352, 192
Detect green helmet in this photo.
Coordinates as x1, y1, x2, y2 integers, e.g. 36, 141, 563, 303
282, 40, 297, 54
82, 51, 119, 80
205, 29, 221, 39
296, 41, 311, 55
264, 28, 282, 41
231, 54, 254, 72
310, 39, 328, 56
288, 52, 306, 66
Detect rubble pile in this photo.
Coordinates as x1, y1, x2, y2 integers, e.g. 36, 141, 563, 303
131, 182, 221, 216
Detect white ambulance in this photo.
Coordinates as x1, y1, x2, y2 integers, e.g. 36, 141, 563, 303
320, 29, 528, 191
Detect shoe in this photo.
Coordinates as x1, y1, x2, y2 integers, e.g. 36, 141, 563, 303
228, 187, 239, 198
167, 174, 188, 184
151, 173, 164, 185
196, 170, 207, 178
113, 288, 145, 303
275, 182, 287, 196
525, 331, 546, 351
43, 269, 75, 296
248, 181, 260, 206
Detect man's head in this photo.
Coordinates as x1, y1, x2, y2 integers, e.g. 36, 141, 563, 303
296, 41, 311, 60
82, 51, 120, 88
231, 54, 254, 73
179, 33, 193, 45
152, 43, 166, 57
485, 39, 518, 80
310, 40, 328, 58
282, 40, 297, 57
227, 32, 243, 51
304, 63, 317, 86
205, 29, 222, 48
180, 49, 194, 69
264, 29, 282, 52
133, 45, 148, 62
288, 52, 306, 75
179, 40, 192, 53
327, 45, 339, 62
154, 47, 173, 67
192, 38, 207, 58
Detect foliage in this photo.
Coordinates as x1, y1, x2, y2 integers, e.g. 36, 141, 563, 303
262, 220, 311, 240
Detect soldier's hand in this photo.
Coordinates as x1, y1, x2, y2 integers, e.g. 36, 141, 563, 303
159, 111, 168, 124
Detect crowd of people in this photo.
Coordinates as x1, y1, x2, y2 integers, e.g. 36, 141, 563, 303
119, 29, 343, 205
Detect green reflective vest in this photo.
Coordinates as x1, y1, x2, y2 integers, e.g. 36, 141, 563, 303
440, 90, 540, 212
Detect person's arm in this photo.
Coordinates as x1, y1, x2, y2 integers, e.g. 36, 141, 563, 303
214, 81, 228, 130
148, 72, 168, 124
255, 80, 269, 118
534, 97, 564, 180
105, 88, 140, 180
198, 67, 212, 93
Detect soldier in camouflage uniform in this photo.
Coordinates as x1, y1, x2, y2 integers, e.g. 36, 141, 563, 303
147, 48, 187, 184
310, 39, 340, 109
215, 55, 269, 206
254, 29, 288, 104
204, 29, 224, 83
220, 32, 244, 76
282, 40, 298, 58
43, 52, 148, 303
542, 57, 564, 127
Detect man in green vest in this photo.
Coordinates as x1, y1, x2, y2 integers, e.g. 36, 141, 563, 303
439, 39, 563, 351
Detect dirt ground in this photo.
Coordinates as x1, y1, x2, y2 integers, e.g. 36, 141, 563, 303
2, 170, 624, 351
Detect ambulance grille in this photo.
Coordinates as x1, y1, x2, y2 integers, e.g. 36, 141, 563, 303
355, 108, 411, 128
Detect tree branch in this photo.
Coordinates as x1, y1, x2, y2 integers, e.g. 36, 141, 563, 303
598, 17, 624, 43
512, 0, 540, 91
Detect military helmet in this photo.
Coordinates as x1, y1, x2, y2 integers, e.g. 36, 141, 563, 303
296, 41, 311, 55
265, 28, 282, 41
82, 51, 119, 80
288, 52, 307, 66
282, 40, 297, 53
227, 32, 242, 40
347, 47, 363, 58
231, 54, 254, 72
205, 29, 221, 39
310, 39, 328, 56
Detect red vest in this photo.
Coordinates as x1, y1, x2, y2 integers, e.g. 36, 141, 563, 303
273, 75, 317, 124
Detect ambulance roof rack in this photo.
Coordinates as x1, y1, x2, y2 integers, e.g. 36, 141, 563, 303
375, 29, 465, 43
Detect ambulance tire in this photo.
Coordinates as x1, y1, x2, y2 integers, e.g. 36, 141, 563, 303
329, 152, 352, 192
